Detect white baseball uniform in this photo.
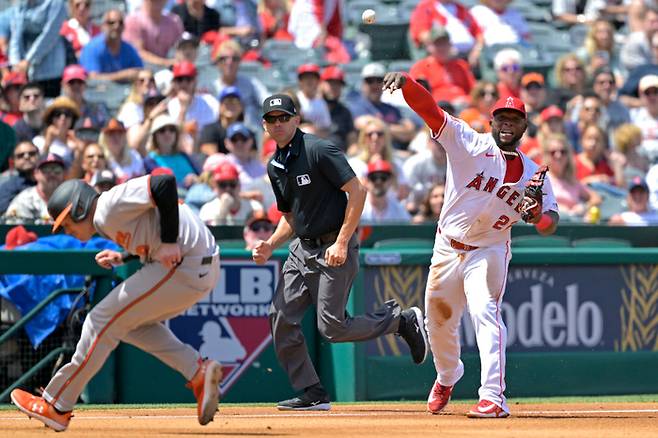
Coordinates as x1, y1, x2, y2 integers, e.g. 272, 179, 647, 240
399, 75, 558, 413
42, 175, 220, 412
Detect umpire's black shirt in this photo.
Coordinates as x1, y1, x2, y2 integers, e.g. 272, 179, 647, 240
267, 129, 355, 239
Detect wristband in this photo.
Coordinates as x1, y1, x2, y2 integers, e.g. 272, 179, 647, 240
535, 213, 552, 231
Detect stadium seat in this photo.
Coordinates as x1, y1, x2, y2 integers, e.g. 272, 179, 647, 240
372, 238, 435, 249
388, 59, 414, 73
84, 81, 130, 113
511, 235, 571, 247
571, 238, 632, 248
358, 23, 411, 61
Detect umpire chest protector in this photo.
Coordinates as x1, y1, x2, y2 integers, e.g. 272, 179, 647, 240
267, 129, 355, 239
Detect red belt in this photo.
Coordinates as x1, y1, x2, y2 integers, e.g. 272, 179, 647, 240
450, 239, 479, 251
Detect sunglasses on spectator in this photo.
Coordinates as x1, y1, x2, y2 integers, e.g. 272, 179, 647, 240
218, 181, 238, 189
366, 130, 384, 138
365, 77, 384, 85
230, 135, 249, 143
264, 113, 292, 124
644, 88, 658, 96
582, 106, 601, 112
52, 109, 74, 119
105, 19, 123, 26
563, 66, 583, 72
499, 64, 520, 73
138, 76, 155, 84
85, 153, 105, 159
21, 92, 42, 101
156, 126, 177, 134
479, 89, 498, 98
595, 79, 615, 85
217, 55, 241, 63
250, 221, 274, 232
14, 150, 38, 159
368, 172, 391, 183
549, 149, 567, 157
174, 76, 194, 83
40, 165, 64, 175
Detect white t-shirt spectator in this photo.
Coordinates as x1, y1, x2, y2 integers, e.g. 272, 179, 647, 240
199, 197, 263, 225
470, 4, 529, 46
630, 106, 658, 163
168, 93, 220, 130
295, 90, 332, 129
361, 192, 412, 223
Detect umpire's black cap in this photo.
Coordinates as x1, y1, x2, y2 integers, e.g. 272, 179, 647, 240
262, 94, 297, 117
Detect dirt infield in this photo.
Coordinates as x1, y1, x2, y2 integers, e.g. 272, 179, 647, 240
2, 402, 658, 437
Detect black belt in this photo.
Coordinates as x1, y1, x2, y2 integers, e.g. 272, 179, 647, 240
299, 231, 340, 248
201, 256, 213, 265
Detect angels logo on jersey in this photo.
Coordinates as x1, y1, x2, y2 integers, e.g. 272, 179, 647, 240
168, 260, 280, 394
465, 171, 525, 214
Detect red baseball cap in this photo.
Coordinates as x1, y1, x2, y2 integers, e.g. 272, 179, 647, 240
321, 66, 345, 84
367, 159, 393, 175
213, 162, 239, 182
2, 71, 27, 88
297, 63, 321, 77
151, 167, 174, 176
4, 225, 38, 250
62, 64, 88, 83
173, 61, 197, 79
491, 96, 527, 118
539, 105, 564, 122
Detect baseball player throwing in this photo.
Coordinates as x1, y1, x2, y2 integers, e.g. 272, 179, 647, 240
10, 175, 222, 431
382, 72, 559, 418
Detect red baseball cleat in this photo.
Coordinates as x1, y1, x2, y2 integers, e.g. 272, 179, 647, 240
467, 399, 510, 418
186, 359, 223, 425
10, 389, 72, 432
427, 380, 453, 414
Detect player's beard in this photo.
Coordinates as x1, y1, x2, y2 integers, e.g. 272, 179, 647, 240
492, 128, 523, 151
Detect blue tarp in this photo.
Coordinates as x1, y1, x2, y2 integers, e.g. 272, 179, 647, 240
0, 235, 119, 347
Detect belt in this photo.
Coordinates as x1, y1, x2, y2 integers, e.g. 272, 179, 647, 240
450, 239, 479, 251
299, 230, 340, 248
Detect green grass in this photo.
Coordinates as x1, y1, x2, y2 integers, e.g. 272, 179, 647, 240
1, 394, 657, 411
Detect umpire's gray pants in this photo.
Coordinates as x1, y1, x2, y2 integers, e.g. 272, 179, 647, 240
269, 235, 401, 391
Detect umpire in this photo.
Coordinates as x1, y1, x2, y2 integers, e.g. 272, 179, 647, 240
252, 94, 428, 411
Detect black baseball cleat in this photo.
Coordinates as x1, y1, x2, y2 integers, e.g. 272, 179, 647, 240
397, 307, 428, 364
277, 386, 331, 411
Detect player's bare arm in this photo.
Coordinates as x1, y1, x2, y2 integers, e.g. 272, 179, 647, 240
252, 213, 294, 264
325, 176, 366, 267
383, 72, 446, 133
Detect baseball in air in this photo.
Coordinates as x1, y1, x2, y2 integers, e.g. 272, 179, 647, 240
362, 9, 376, 24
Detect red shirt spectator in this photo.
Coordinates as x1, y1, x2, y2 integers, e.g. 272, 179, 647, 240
574, 154, 614, 181
60, 0, 101, 57
259, 0, 293, 41
0, 71, 27, 126
410, 0, 481, 55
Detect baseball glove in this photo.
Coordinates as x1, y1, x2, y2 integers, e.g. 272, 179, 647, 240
521, 165, 548, 223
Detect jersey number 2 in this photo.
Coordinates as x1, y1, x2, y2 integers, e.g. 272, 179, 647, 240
493, 215, 517, 230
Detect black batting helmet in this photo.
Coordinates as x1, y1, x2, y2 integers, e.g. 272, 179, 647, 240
48, 180, 100, 232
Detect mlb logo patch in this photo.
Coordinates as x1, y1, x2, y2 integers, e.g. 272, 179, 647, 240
269, 98, 282, 106
296, 174, 311, 186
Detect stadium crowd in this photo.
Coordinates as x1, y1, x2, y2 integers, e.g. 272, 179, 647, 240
1, 0, 658, 238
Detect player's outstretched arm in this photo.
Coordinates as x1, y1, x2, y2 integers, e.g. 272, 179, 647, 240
383, 72, 446, 133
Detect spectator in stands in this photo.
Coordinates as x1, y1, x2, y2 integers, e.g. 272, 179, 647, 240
348, 63, 416, 150
152, 33, 200, 95
71, 142, 108, 182
361, 159, 411, 224
143, 114, 200, 189
494, 48, 522, 99
630, 74, 658, 163
412, 183, 445, 224
168, 61, 220, 134
73, 117, 101, 148
117, 70, 158, 129
8, 0, 68, 97
199, 161, 263, 225
575, 123, 617, 185
60, 0, 101, 58
60, 65, 110, 129
171, 0, 221, 38
288, 0, 349, 64
576, 19, 623, 79
33, 97, 80, 165
541, 133, 601, 220
223, 122, 265, 183
0, 71, 27, 126
520, 72, 548, 130
212, 39, 268, 130
295, 63, 331, 135
243, 209, 275, 250
566, 92, 604, 151
2, 153, 66, 224
609, 177, 658, 225
259, 0, 293, 41
619, 32, 658, 108
470, 0, 530, 47
549, 53, 588, 111
13, 83, 45, 143
611, 123, 649, 186
99, 118, 145, 182
551, 0, 597, 26
620, 5, 658, 72
409, 25, 475, 106
80, 10, 144, 83
409, 0, 483, 66
403, 135, 447, 215
89, 168, 117, 192
219, 0, 262, 49
320, 65, 355, 152
522, 105, 566, 164
458, 80, 498, 134
0, 6, 15, 69
198, 86, 245, 155
587, 67, 630, 134
123, 0, 184, 67
0, 142, 39, 215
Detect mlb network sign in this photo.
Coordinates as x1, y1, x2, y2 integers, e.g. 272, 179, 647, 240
168, 260, 280, 393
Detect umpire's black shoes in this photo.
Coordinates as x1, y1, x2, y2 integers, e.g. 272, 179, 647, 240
277, 385, 331, 411
397, 307, 428, 364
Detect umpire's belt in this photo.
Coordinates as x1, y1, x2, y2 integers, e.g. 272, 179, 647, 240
450, 239, 478, 251
299, 230, 340, 249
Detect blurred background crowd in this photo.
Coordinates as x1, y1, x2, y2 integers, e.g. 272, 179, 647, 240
1, 0, 658, 243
